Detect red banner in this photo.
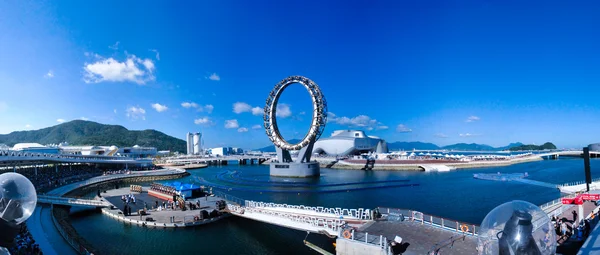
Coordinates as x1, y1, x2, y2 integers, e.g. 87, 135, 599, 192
581, 194, 600, 200
562, 198, 574, 204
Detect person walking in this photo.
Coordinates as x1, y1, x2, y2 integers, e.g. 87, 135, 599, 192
561, 221, 568, 239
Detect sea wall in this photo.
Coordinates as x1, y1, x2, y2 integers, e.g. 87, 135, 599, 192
319, 156, 543, 171
52, 171, 189, 255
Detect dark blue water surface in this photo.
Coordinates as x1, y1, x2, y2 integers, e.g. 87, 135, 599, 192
68, 158, 598, 255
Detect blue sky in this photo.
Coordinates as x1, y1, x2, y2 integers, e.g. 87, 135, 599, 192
1, 1, 600, 150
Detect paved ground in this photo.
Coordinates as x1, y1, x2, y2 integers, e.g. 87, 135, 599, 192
555, 201, 599, 254
99, 187, 223, 224
359, 220, 478, 255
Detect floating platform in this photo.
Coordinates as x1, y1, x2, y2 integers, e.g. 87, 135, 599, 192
98, 187, 229, 228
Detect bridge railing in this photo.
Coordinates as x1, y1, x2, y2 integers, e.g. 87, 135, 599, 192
50, 205, 93, 255
245, 200, 373, 220
228, 204, 345, 233
339, 227, 391, 254
211, 189, 246, 206
557, 178, 600, 188
38, 195, 109, 207
378, 207, 478, 236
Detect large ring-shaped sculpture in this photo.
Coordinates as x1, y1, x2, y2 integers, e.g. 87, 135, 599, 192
264, 76, 328, 151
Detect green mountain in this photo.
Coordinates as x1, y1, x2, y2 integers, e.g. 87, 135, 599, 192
0, 120, 186, 152
509, 142, 557, 151
387, 142, 440, 151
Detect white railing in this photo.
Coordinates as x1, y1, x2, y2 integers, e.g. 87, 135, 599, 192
38, 195, 110, 207
228, 204, 345, 233
245, 200, 373, 220
557, 178, 600, 188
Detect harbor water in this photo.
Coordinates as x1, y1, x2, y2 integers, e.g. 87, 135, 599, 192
67, 158, 598, 254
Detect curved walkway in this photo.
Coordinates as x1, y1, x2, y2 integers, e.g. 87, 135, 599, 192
28, 168, 186, 255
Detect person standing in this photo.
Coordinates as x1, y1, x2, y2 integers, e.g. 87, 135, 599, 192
561, 221, 568, 239
572, 210, 578, 224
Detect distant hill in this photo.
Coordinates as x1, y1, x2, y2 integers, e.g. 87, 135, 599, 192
509, 142, 557, 151
387, 142, 440, 151
255, 139, 532, 152
0, 120, 186, 153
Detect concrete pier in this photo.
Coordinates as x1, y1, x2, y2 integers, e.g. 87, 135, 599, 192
98, 187, 230, 228
270, 161, 320, 177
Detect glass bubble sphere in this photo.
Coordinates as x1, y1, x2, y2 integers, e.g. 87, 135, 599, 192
0, 172, 37, 224
477, 200, 556, 255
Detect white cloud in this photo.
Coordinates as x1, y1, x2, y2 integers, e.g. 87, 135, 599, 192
24, 124, 32, 129
252, 124, 262, 129
207, 73, 220, 81
466, 116, 480, 122
299, 111, 306, 115
44, 70, 54, 78
459, 133, 481, 137
225, 119, 239, 129
83, 53, 156, 84
194, 117, 213, 125
80, 117, 89, 121
149, 49, 160, 60
327, 112, 385, 130
113, 109, 117, 114
109, 41, 120, 50
56, 119, 65, 123
181, 102, 199, 109
233, 102, 252, 114
435, 133, 449, 138
151, 103, 168, 112
204, 104, 214, 114
126, 106, 146, 120
396, 124, 412, 133
251, 107, 263, 116
276, 104, 292, 118
238, 127, 248, 133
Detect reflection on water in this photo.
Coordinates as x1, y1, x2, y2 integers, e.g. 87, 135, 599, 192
67, 158, 596, 254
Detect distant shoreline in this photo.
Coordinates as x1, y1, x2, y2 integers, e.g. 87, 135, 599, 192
315, 156, 544, 171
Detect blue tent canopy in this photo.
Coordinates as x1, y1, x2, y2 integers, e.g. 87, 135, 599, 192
162, 182, 200, 192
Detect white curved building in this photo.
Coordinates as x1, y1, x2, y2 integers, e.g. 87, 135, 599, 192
312, 130, 388, 156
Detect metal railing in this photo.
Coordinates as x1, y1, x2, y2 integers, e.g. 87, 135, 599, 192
558, 178, 600, 188
38, 195, 110, 207
228, 204, 345, 233
245, 200, 373, 220
378, 207, 478, 236
50, 205, 93, 255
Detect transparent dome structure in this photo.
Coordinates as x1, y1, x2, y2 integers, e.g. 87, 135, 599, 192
477, 200, 556, 255
0, 172, 37, 224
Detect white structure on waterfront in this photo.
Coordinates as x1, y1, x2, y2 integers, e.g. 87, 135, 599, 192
12, 143, 60, 154
312, 130, 388, 156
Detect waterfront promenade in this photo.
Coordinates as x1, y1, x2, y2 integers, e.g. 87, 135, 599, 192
27, 168, 187, 255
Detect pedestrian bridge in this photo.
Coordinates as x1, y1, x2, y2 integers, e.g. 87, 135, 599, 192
37, 195, 112, 208
0, 150, 153, 167
216, 191, 372, 237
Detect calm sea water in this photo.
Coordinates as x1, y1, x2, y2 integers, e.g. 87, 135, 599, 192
67, 158, 598, 255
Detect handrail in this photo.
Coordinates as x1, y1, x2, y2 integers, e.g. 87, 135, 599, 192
378, 207, 478, 236
50, 205, 92, 255
246, 200, 373, 220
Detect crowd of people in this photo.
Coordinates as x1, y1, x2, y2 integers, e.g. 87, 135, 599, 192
150, 183, 177, 196
0, 164, 154, 254
6, 221, 42, 255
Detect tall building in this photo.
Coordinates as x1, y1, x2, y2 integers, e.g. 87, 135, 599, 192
193, 132, 202, 155
186, 132, 194, 155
